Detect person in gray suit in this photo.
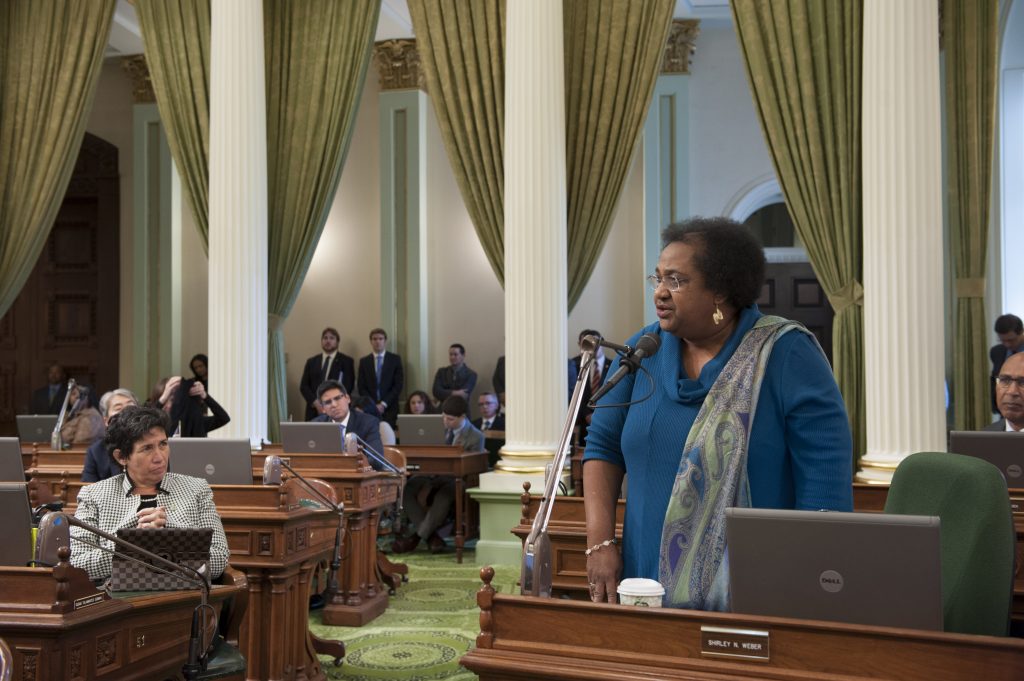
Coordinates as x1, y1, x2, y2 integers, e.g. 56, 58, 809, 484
984, 352, 1024, 433
392, 395, 483, 554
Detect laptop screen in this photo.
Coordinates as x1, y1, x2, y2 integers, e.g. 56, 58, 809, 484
16, 414, 58, 443
0, 482, 33, 567
397, 414, 446, 446
168, 438, 253, 485
280, 422, 346, 454
726, 507, 942, 631
0, 437, 26, 482
948, 430, 1024, 487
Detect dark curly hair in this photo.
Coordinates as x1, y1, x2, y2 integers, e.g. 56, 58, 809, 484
661, 216, 765, 309
103, 405, 171, 465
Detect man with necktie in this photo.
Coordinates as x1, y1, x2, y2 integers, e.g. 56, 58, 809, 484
357, 328, 404, 428
567, 329, 612, 446
311, 380, 384, 457
29, 363, 69, 414
299, 327, 355, 421
472, 392, 505, 468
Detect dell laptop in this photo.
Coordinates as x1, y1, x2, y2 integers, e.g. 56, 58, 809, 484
169, 438, 253, 485
397, 414, 447, 446
280, 422, 346, 454
948, 430, 1024, 487
16, 414, 58, 444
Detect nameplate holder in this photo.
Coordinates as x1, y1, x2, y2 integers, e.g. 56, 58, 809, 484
1010, 496, 1023, 515
74, 592, 106, 610
700, 625, 770, 661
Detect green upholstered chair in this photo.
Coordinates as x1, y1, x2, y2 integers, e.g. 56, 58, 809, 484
884, 451, 1015, 636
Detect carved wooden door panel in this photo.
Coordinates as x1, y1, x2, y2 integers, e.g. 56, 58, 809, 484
0, 133, 119, 436
757, 262, 835, 364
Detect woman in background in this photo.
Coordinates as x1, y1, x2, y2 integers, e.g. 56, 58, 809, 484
405, 390, 435, 415
148, 375, 229, 437
60, 384, 105, 446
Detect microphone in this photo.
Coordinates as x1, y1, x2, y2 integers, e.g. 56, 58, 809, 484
35, 511, 214, 680
51, 378, 77, 450
345, 433, 402, 475
588, 333, 661, 406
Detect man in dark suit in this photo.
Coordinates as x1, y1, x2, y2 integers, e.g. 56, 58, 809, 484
299, 327, 355, 421
567, 329, 612, 447
82, 388, 139, 482
432, 343, 478, 408
984, 352, 1024, 433
29, 364, 68, 414
357, 328, 404, 428
990, 314, 1024, 413
311, 380, 384, 456
472, 391, 505, 467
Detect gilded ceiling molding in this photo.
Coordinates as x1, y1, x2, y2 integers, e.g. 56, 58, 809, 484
662, 19, 701, 75
373, 39, 426, 91
120, 54, 156, 103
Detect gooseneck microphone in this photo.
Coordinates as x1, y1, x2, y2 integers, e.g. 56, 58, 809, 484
35, 511, 214, 680
588, 333, 661, 406
51, 378, 77, 450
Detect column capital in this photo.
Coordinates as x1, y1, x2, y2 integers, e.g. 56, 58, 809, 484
662, 19, 700, 75
120, 54, 156, 104
373, 39, 426, 91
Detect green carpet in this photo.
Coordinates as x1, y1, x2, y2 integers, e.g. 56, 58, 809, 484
309, 549, 519, 680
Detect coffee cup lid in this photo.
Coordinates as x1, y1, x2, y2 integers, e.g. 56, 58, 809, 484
616, 577, 665, 597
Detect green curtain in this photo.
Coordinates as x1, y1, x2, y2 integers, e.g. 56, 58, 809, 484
564, 0, 674, 311
135, 0, 211, 251
945, 0, 998, 431
0, 0, 115, 318
731, 0, 865, 461
407, 0, 506, 284
264, 0, 381, 441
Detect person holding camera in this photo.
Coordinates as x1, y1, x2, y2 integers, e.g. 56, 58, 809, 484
148, 375, 230, 437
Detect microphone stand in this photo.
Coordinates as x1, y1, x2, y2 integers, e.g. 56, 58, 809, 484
50, 378, 76, 450
520, 335, 598, 597
43, 512, 213, 680
275, 458, 346, 602
349, 432, 407, 542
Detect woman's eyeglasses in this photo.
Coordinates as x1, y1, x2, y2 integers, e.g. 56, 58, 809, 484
646, 274, 683, 292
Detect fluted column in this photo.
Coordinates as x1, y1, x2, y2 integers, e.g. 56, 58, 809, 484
483, 0, 567, 486
208, 0, 268, 445
857, 0, 945, 482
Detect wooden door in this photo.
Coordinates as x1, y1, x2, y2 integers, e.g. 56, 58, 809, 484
757, 262, 835, 364
0, 133, 120, 436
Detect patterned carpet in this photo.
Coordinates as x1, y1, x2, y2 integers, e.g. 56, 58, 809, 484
309, 548, 519, 681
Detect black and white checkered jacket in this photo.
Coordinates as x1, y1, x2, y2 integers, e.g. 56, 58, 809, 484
70, 472, 230, 582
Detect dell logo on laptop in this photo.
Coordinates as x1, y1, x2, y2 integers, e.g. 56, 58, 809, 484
819, 570, 844, 593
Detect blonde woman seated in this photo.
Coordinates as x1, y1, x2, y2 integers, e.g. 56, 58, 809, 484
60, 384, 105, 446
71, 405, 229, 582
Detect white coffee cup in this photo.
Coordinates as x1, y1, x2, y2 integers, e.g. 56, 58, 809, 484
616, 578, 665, 607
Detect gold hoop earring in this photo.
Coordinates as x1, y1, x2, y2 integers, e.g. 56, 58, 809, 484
712, 305, 724, 326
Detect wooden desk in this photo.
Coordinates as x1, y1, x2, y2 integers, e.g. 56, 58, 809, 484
0, 559, 242, 681
394, 444, 489, 563
253, 447, 402, 627
461, 567, 1024, 681
212, 482, 344, 681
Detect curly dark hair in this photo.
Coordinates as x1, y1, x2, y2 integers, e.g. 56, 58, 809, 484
103, 405, 170, 465
661, 216, 765, 309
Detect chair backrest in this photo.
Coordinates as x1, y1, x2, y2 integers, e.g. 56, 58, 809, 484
884, 451, 1016, 636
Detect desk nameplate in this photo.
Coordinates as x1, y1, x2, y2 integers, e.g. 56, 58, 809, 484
700, 625, 770, 661
1011, 496, 1022, 515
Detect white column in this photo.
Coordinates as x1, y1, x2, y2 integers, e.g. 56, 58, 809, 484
481, 0, 567, 490
858, 0, 945, 482
208, 0, 268, 445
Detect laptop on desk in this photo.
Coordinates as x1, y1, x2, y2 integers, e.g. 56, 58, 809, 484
727, 507, 943, 631
16, 414, 58, 444
397, 414, 446, 446
0, 482, 33, 567
0, 437, 26, 482
280, 422, 346, 454
169, 438, 253, 485
948, 430, 1024, 487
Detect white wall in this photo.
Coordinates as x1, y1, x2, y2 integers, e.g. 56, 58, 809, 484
687, 20, 775, 217
999, 0, 1024, 324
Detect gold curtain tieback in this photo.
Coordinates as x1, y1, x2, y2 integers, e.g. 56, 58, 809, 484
268, 313, 286, 333
954, 277, 985, 298
827, 279, 864, 314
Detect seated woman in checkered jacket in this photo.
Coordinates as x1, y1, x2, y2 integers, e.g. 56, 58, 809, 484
70, 406, 230, 582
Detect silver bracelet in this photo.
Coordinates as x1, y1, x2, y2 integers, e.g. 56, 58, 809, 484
585, 538, 616, 556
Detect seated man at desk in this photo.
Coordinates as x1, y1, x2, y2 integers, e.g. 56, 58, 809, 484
392, 396, 484, 554
311, 380, 384, 456
985, 351, 1024, 432
71, 405, 230, 581
82, 388, 139, 482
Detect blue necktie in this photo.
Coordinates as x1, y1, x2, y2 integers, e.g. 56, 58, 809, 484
338, 424, 346, 442
445, 429, 454, 445
375, 355, 383, 400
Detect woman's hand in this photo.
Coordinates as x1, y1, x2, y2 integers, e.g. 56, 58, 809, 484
160, 376, 182, 405
136, 506, 167, 529
189, 381, 207, 401
586, 544, 622, 603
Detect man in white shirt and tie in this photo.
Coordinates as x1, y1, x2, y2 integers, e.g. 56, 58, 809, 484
568, 329, 611, 446
311, 380, 385, 456
299, 327, 355, 421
357, 327, 404, 428
985, 352, 1024, 433
472, 392, 504, 433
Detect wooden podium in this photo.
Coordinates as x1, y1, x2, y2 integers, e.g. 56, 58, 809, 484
253, 447, 402, 627
0, 555, 243, 681
462, 568, 1024, 681
211, 482, 343, 681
